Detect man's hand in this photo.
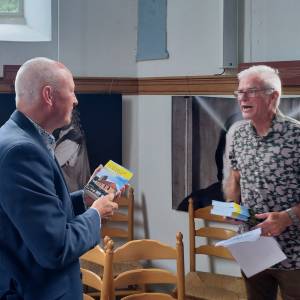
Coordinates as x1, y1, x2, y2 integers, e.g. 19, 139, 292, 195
91, 193, 118, 219
254, 211, 292, 236
84, 164, 103, 207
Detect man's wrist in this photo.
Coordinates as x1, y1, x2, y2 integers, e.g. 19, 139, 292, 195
285, 207, 300, 226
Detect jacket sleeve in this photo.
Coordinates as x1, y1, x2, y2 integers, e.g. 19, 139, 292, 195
0, 142, 101, 269
70, 190, 86, 215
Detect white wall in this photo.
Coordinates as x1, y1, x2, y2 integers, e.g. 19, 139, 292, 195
242, 0, 300, 62
59, 0, 137, 76
134, 0, 241, 276
138, 0, 223, 77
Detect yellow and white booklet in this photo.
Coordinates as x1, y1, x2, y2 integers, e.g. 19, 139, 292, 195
84, 160, 133, 200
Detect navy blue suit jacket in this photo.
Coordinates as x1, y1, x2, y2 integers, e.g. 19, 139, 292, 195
0, 111, 101, 299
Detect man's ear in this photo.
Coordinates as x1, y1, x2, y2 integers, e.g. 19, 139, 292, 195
269, 90, 279, 108
42, 85, 54, 106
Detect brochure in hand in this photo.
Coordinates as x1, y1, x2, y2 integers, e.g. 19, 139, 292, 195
84, 160, 133, 200
211, 200, 258, 225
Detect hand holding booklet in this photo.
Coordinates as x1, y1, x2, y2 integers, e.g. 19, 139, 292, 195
216, 228, 287, 277
211, 200, 259, 225
84, 160, 133, 200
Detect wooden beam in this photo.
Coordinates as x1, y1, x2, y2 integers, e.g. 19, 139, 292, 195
1, 64, 300, 95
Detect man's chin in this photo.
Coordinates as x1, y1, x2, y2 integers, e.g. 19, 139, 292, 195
241, 112, 252, 120
60, 119, 72, 129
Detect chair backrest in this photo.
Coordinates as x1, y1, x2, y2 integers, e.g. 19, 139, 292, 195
101, 186, 134, 242
104, 233, 185, 300
80, 243, 111, 300
188, 198, 237, 272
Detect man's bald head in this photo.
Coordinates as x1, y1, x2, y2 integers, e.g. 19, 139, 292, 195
15, 57, 70, 108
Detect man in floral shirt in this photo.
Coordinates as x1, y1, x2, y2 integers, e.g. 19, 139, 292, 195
223, 65, 300, 300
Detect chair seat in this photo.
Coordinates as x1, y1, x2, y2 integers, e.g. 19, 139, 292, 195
81, 259, 142, 277
185, 271, 247, 300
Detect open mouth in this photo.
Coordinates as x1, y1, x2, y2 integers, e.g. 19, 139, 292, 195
241, 105, 253, 112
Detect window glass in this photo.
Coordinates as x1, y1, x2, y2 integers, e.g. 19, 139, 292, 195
0, 0, 22, 16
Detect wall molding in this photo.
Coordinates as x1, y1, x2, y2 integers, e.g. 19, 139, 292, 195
1, 64, 300, 95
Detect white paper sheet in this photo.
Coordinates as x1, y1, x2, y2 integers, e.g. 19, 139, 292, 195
216, 228, 287, 277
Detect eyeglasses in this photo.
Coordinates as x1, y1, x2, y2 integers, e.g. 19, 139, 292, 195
233, 88, 274, 100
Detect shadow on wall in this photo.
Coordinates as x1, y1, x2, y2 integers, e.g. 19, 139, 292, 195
132, 193, 150, 240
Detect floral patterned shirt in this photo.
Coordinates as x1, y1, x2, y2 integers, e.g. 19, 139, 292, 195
229, 111, 300, 270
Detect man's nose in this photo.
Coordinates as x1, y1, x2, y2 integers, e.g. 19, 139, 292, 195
73, 96, 78, 106
238, 93, 249, 102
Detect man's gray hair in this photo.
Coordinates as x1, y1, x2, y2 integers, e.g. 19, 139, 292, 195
238, 65, 282, 107
15, 57, 64, 105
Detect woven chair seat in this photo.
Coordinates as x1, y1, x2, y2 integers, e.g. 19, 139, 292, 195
185, 271, 247, 300
81, 259, 142, 277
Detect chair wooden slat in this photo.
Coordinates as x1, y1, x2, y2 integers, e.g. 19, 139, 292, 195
122, 292, 175, 300
196, 245, 234, 260
114, 239, 177, 262
196, 227, 236, 240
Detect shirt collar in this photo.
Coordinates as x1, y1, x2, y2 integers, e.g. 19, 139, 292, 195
26, 116, 56, 157
248, 110, 285, 138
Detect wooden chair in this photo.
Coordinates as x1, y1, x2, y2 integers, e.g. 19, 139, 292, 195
105, 232, 185, 300
186, 198, 247, 300
81, 187, 142, 298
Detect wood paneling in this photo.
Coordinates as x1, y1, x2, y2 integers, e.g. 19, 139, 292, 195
239, 60, 300, 86
2, 64, 300, 95
74, 77, 138, 94
138, 75, 238, 95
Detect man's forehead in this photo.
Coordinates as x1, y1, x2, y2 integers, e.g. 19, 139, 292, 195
239, 76, 263, 88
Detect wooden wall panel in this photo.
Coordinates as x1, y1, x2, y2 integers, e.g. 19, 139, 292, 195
2, 64, 300, 95
239, 60, 300, 86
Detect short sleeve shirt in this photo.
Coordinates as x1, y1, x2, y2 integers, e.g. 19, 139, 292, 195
229, 111, 300, 270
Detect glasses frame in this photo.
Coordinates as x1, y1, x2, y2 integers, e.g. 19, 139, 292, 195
233, 88, 274, 100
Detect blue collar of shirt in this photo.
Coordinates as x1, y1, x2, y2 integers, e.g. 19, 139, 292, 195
26, 116, 56, 158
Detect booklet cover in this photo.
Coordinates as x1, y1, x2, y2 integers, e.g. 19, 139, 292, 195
216, 228, 287, 277
211, 200, 258, 224
84, 160, 133, 200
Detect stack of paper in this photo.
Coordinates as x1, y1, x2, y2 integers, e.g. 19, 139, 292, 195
216, 228, 287, 277
211, 200, 250, 221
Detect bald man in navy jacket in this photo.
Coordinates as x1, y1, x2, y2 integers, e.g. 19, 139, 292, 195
0, 57, 118, 299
